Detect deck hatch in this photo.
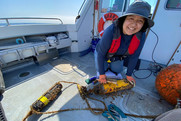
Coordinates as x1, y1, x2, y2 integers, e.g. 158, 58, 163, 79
19, 71, 30, 78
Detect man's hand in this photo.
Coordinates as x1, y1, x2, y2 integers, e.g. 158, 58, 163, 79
126, 75, 136, 86
99, 75, 107, 83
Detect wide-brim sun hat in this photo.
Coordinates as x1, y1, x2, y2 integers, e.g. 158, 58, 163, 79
118, 0, 154, 28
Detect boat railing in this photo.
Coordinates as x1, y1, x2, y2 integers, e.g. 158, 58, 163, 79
78, 0, 87, 16
0, 17, 63, 26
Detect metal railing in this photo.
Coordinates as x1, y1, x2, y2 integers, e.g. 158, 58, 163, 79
78, 0, 87, 16
0, 17, 63, 26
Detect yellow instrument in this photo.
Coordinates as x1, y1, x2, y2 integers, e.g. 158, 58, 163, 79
92, 78, 134, 95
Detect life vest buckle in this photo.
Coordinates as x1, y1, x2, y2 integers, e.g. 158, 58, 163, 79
107, 59, 111, 63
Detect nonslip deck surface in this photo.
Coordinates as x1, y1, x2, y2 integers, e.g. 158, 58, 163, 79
1, 52, 173, 121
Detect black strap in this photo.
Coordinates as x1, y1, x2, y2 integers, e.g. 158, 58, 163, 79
109, 55, 127, 62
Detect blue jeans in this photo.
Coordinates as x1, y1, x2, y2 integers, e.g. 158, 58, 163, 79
94, 50, 123, 75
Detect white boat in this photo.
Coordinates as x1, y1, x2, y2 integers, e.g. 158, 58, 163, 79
0, 0, 180, 121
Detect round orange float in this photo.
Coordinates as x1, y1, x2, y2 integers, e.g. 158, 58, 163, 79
155, 64, 181, 105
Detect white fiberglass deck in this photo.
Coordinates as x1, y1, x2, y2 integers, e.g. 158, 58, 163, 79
1, 52, 173, 121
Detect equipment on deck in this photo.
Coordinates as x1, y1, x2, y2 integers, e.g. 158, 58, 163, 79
22, 79, 158, 120
79, 78, 134, 98
102, 104, 128, 121
156, 64, 181, 105
85, 76, 97, 84
77, 78, 133, 116
93, 78, 133, 95
23, 82, 63, 121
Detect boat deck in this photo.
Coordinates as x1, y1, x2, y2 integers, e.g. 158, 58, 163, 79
1, 52, 173, 121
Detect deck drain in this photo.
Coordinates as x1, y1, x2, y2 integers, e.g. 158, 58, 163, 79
19, 72, 30, 78
0, 102, 7, 121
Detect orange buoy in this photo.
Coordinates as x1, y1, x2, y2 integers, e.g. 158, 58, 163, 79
155, 64, 181, 105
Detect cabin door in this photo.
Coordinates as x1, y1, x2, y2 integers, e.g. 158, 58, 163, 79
140, 0, 181, 65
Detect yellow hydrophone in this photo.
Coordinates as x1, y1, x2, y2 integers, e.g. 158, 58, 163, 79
103, 79, 132, 94
91, 78, 134, 95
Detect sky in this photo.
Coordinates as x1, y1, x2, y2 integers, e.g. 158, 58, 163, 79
0, 0, 157, 24
0, 0, 84, 24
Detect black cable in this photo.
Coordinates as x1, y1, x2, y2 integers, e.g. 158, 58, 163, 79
133, 29, 162, 79
133, 69, 152, 79
149, 29, 163, 76
150, 29, 159, 64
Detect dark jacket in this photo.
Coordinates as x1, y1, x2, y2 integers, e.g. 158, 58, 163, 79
95, 22, 145, 76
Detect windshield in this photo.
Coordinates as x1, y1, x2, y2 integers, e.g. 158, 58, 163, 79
101, 0, 125, 13
101, 0, 158, 14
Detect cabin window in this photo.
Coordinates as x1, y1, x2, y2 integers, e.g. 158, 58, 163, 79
166, 0, 181, 9
101, 0, 125, 13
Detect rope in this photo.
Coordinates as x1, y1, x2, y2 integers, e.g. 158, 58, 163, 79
85, 96, 107, 115
31, 107, 105, 115
22, 81, 107, 121
60, 81, 107, 115
22, 107, 107, 121
22, 80, 160, 121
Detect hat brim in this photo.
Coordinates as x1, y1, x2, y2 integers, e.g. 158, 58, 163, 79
118, 13, 154, 28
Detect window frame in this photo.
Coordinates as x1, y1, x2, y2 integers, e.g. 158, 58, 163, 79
100, 0, 126, 13
165, 0, 181, 10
